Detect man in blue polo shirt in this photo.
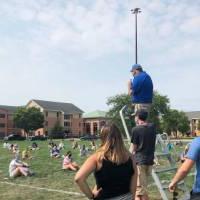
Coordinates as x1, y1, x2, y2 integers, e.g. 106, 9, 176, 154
128, 64, 153, 115
169, 137, 200, 199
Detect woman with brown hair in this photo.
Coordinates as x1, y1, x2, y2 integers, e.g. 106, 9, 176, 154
75, 123, 137, 200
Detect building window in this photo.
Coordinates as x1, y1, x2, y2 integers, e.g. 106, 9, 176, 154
64, 122, 70, 127
86, 123, 91, 134
0, 114, 5, 118
45, 111, 48, 117
57, 112, 59, 118
93, 122, 98, 134
0, 123, 5, 128
64, 114, 71, 120
79, 122, 81, 127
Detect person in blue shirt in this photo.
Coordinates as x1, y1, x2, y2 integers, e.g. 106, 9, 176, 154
128, 64, 153, 115
169, 137, 200, 199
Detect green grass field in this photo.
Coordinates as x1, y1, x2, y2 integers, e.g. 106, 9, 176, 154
0, 139, 194, 200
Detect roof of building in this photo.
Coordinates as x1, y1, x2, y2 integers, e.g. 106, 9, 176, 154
185, 111, 200, 120
0, 105, 19, 112
31, 99, 84, 114
83, 110, 108, 119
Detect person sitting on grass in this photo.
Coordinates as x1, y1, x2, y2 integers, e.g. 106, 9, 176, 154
48, 141, 53, 148
75, 123, 137, 200
50, 144, 60, 158
90, 140, 96, 151
62, 151, 79, 171
22, 148, 32, 160
9, 144, 14, 151
9, 154, 34, 178
58, 140, 64, 150
12, 144, 19, 154
30, 142, 39, 150
79, 144, 88, 157
3, 142, 9, 149
72, 141, 79, 149
48, 140, 55, 149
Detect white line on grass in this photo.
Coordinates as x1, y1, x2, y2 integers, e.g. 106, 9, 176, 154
0, 181, 86, 198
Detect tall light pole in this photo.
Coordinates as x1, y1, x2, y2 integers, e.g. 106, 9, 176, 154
131, 8, 141, 64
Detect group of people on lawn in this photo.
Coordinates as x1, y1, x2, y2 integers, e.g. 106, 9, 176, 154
4, 64, 200, 200
4, 137, 97, 178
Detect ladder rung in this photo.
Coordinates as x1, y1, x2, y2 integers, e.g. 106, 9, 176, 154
154, 166, 177, 173
155, 152, 171, 157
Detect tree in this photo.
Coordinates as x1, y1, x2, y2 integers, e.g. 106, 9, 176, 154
107, 94, 133, 135
162, 109, 190, 137
149, 91, 170, 133
106, 91, 170, 135
177, 111, 190, 134
14, 107, 44, 136
49, 121, 64, 139
51, 121, 63, 133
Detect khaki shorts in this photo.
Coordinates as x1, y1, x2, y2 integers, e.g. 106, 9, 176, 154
136, 165, 152, 196
132, 103, 151, 114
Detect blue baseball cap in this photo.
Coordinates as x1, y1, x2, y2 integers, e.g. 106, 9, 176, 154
130, 64, 142, 72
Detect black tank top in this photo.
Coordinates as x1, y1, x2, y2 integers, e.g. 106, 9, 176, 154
94, 157, 134, 199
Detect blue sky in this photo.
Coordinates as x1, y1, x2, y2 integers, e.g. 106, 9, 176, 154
0, 0, 199, 112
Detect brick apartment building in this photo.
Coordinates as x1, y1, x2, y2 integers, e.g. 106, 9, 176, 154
27, 99, 84, 137
0, 100, 84, 138
0, 105, 22, 138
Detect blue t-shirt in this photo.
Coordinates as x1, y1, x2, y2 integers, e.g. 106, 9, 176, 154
131, 71, 153, 103
186, 137, 200, 193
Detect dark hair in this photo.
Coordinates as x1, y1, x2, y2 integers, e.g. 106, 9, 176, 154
66, 151, 72, 157
137, 67, 143, 72
136, 109, 148, 121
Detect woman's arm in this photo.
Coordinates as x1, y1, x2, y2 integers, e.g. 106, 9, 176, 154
169, 158, 194, 192
75, 154, 100, 199
130, 155, 137, 199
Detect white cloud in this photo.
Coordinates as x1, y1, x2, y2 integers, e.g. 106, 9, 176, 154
180, 16, 200, 34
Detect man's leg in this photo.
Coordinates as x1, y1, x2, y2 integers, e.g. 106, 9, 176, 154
142, 165, 153, 200
138, 104, 151, 114
131, 103, 138, 116
10, 168, 21, 178
18, 167, 28, 176
135, 165, 149, 200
